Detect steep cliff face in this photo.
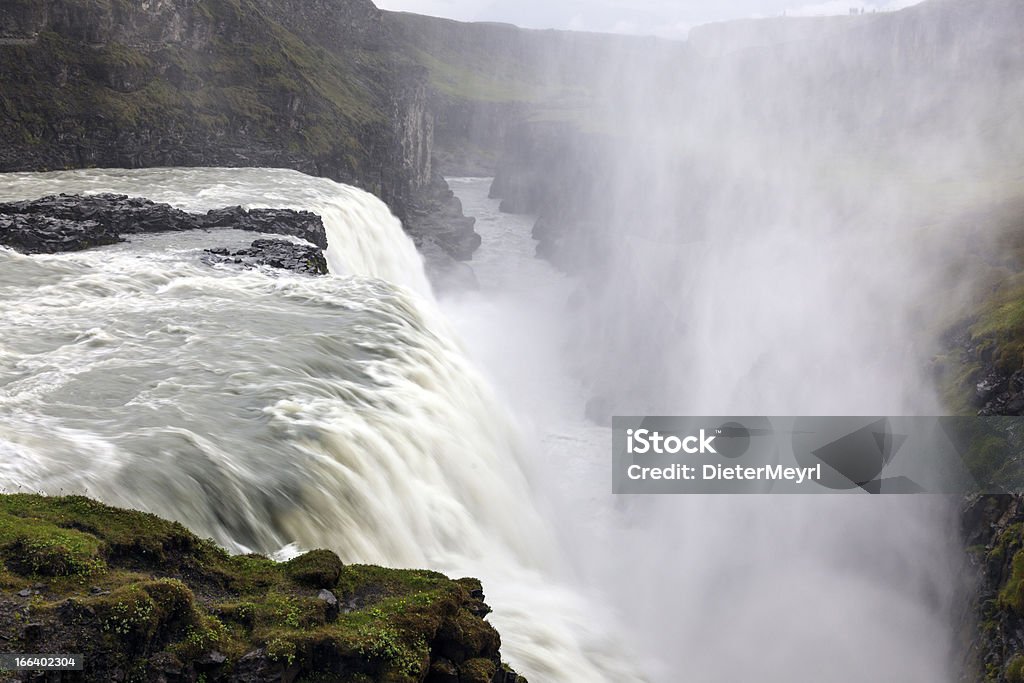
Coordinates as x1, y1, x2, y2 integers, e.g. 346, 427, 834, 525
942, 188, 1024, 683
0, 0, 476, 260
382, 11, 681, 177
961, 495, 1024, 682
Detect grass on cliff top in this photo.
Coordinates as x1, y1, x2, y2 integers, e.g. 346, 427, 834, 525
1, 0, 387, 171
914, 166, 1024, 414
935, 271, 1024, 415
406, 46, 551, 103
0, 494, 507, 682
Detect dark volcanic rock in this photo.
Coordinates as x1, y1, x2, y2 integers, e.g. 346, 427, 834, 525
404, 174, 481, 261
205, 207, 328, 249
0, 194, 329, 259
205, 239, 328, 276
0, 193, 197, 233
947, 330, 1024, 679
979, 370, 1024, 417
0, 0, 486, 263
0, 213, 121, 254
944, 323, 1024, 418
959, 494, 1024, 682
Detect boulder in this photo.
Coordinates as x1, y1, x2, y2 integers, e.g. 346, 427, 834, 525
0, 195, 330, 267
205, 239, 328, 275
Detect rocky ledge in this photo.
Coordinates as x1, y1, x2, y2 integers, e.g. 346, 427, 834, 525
941, 321, 1024, 418
205, 240, 329, 276
940, 246, 1024, 680
0, 194, 329, 275
960, 495, 1024, 682
0, 495, 526, 683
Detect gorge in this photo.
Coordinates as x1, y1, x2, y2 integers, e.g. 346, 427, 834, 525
2, 0, 1024, 681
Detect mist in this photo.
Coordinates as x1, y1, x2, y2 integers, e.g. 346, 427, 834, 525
442, 0, 1024, 679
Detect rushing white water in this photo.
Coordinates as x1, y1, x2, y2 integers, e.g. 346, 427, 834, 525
443, 178, 962, 683
0, 168, 963, 682
0, 168, 431, 294
0, 168, 645, 682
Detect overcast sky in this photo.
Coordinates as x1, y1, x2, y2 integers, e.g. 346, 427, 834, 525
375, 0, 926, 39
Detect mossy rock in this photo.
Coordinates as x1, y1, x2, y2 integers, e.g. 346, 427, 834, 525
1009, 655, 1024, 683
1000, 543, 1024, 614
0, 516, 105, 577
285, 548, 344, 588
0, 495, 524, 682
460, 657, 498, 683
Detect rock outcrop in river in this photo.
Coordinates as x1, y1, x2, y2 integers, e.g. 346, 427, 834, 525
0, 193, 330, 275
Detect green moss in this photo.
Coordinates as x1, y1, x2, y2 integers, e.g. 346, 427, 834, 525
407, 46, 546, 103
0, 511, 105, 577
972, 294, 1024, 374
1008, 655, 1024, 683
285, 548, 343, 588
999, 543, 1024, 613
944, 419, 1019, 490
0, 1, 388, 178
0, 495, 214, 570
937, 275, 1024, 415
95, 42, 154, 70
0, 495, 519, 681
461, 657, 498, 682
990, 523, 1024, 565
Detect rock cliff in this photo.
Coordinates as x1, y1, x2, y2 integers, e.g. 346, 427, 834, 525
0, 0, 478, 263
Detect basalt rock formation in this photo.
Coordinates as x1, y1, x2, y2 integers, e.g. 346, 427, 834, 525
205, 239, 329, 275
960, 495, 1024, 682
0, 0, 479, 263
943, 205, 1024, 681
0, 193, 330, 275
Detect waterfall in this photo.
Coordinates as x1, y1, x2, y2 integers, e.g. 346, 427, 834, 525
0, 168, 431, 295
0, 168, 646, 682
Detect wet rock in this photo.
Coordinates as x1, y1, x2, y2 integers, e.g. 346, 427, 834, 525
149, 652, 184, 676
0, 193, 198, 234
960, 494, 1024, 680
428, 657, 459, 683
979, 374, 1024, 416
317, 589, 339, 622
404, 175, 481, 261
232, 648, 291, 683
0, 194, 330, 262
198, 649, 227, 667
976, 371, 1009, 406
0, 213, 121, 254
204, 239, 328, 275
22, 623, 43, 642
204, 206, 327, 249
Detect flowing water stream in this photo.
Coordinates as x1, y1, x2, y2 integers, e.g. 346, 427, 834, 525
0, 167, 645, 682
0, 169, 962, 682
